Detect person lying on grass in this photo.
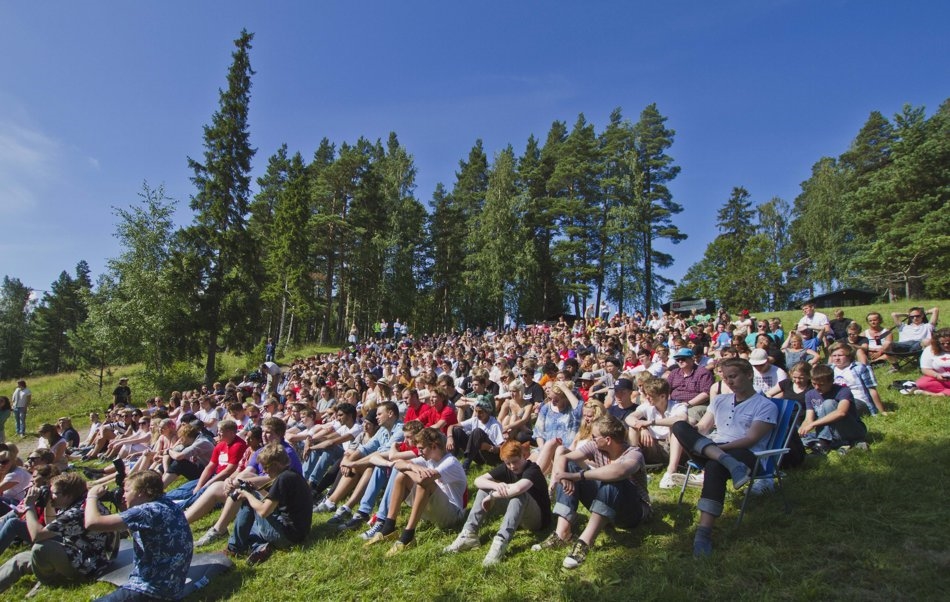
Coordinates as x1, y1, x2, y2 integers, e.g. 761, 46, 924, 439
86, 470, 193, 602
224, 443, 313, 565
671, 358, 777, 558
363, 427, 466, 556
443, 440, 551, 566
535, 414, 651, 569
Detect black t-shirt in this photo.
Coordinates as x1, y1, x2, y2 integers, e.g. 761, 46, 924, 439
608, 404, 636, 422
488, 459, 552, 529
62, 427, 81, 448
113, 385, 131, 404
266, 470, 314, 543
523, 382, 545, 406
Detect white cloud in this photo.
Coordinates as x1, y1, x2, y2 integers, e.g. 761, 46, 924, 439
0, 119, 61, 212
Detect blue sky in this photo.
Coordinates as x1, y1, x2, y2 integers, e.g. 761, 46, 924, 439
1, 1, 947, 299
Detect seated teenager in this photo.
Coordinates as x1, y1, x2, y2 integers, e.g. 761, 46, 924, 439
626, 377, 687, 488
303, 403, 362, 497
448, 398, 505, 472
225, 444, 313, 565
161, 421, 214, 487
86, 471, 192, 602
915, 328, 950, 396
363, 428, 467, 555
444, 440, 551, 566
166, 420, 247, 507
671, 358, 777, 557
531, 381, 583, 474
827, 342, 887, 415
536, 415, 651, 569
321, 402, 404, 524
0, 473, 115, 596
798, 365, 867, 452
497, 379, 534, 443
863, 312, 893, 365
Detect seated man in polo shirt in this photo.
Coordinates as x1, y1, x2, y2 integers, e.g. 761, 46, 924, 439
664, 349, 713, 423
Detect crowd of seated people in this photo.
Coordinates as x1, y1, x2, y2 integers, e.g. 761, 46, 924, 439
0, 302, 940, 595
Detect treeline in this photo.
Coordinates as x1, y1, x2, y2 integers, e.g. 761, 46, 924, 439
0, 31, 689, 384
674, 99, 949, 310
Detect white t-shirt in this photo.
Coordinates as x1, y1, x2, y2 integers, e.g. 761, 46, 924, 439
798, 312, 830, 333
708, 392, 778, 452
411, 453, 467, 511
897, 322, 934, 344
637, 402, 687, 440
1, 467, 32, 501
920, 347, 950, 377
752, 365, 788, 394
459, 415, 505, 445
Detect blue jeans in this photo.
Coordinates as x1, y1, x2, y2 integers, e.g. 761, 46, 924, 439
357, 466, 390, 516
164, 479, 206, 508
227, 503, 291, 554
0, 515, 29, 556
553, 462, 643, 528
803, 399, 867, 447
303, 446, 343, 487
13, 408, 27, 436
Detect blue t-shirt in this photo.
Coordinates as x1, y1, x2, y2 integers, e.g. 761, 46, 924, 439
120, 496, 193, 600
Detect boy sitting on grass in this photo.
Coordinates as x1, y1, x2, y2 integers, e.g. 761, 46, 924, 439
363, 427, 466, 556
443, 440, 551, 566
226, 443, 313, 565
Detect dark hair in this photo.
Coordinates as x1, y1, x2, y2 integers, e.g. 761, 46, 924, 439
334, 403, 357, 420
719, 358, 754, 378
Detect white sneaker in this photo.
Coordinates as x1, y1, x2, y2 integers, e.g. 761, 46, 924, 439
313, 498, 336, 513
658, 473, 676, 490
444, 530, 480, 553
670, 472, 704, 489
195, 526, 228, 546
482, 536, 508, 566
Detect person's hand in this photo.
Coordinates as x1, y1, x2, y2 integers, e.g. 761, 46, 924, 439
481, 492, 495, 512
640, 429, 655, 448
495, 483, 511, 497
88, 484, 108, 499
23, 486, 40, 506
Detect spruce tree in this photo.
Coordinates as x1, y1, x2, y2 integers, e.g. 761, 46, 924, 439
184, 29, 258, 384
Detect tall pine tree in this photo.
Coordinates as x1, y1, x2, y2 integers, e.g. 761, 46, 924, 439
184, 29, 259, 384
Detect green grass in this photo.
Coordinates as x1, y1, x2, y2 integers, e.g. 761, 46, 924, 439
1, 304, 948, 601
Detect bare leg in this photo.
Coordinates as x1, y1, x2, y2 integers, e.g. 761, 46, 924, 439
184, 482, 227, 523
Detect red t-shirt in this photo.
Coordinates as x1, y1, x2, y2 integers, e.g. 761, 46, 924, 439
405, 403, 437, 427
210, 438, 248, 474
431, 404, 458, 434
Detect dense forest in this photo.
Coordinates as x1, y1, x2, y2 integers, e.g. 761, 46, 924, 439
1, 31, 946, 384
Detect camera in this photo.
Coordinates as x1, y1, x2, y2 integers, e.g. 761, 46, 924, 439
228, 479, 258, 501
35, 485, 51, 509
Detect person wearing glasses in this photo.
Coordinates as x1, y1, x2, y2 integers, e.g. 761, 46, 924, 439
537, 414, 650, 569
0, 473, 116, 596
888, 307, 939, 371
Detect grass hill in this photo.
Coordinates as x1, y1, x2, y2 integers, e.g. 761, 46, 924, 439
1, 300, 948, 600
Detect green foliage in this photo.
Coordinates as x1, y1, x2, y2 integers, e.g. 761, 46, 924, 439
183, 29, 261, 384
22, 263, 90, 374
0, 276, 31, 379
